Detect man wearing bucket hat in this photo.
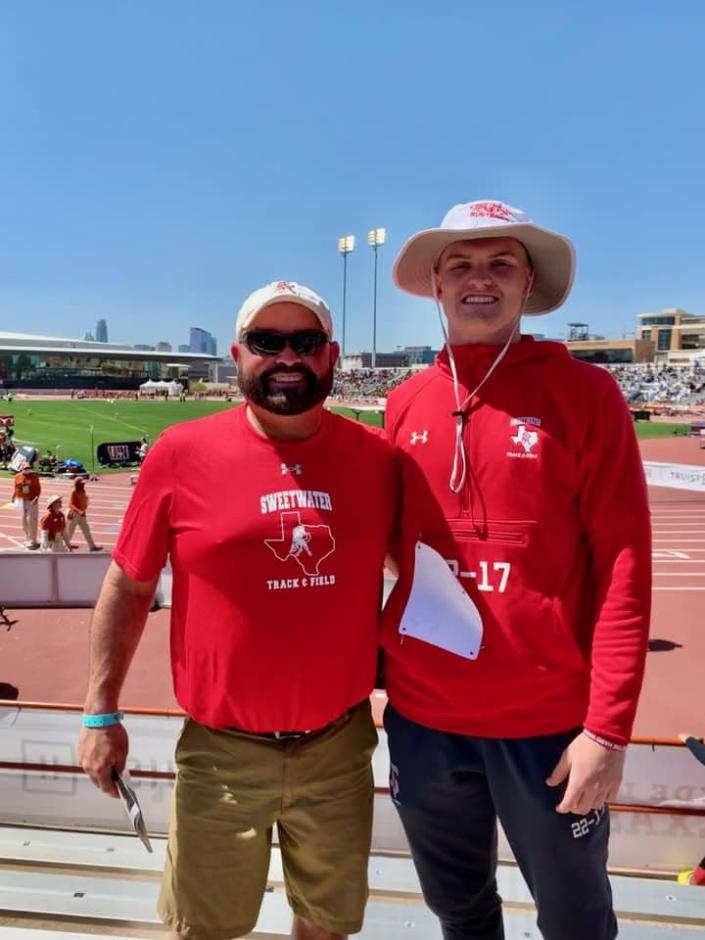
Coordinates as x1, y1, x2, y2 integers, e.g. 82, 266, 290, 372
78, 280, 398, 940
381, 201, 651, 939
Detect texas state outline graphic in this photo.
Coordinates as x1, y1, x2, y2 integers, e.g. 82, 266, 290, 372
264, 511, 336, 576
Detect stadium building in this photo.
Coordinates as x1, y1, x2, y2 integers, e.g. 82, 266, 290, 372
0, 331, 219, 390
636, 307, 705, 363
565, 310, 705, 366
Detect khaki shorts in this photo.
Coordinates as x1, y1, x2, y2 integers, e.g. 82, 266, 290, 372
158, 699, 377, 939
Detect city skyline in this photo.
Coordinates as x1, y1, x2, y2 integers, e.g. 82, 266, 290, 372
65, 305, 694, 360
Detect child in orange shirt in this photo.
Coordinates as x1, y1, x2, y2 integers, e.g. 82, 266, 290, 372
40, 495, 72, 552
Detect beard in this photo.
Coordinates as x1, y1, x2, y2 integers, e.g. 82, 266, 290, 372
238, 361, 335, 416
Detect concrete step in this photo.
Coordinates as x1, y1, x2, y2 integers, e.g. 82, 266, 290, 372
1, 826, 705, 937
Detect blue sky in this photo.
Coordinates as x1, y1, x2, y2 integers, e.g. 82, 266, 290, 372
1, 1, 704, 357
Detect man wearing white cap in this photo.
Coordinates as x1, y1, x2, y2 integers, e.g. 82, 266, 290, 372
78, 280, 398, 940
381, 201, 651, 939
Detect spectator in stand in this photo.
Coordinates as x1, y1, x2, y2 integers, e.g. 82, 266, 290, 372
331, 368, 411, 402
40, 495, 73, 552
0, 428, 13, 468
66, 478, 103, 551
606, 362, 705, 406
12, 451, 41, 550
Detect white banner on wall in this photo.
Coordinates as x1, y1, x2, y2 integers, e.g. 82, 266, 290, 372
643, 461, 705, 492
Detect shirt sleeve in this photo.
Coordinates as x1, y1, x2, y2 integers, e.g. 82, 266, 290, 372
577, 371, 652, 745
112, 433, 174, 582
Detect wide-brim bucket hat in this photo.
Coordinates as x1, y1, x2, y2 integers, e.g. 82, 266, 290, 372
393, 200, 575, 315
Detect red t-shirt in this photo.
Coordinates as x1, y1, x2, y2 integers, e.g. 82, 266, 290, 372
114, 406, 398, 731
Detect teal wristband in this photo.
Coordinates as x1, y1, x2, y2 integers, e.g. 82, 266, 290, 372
82, 711, 124, 728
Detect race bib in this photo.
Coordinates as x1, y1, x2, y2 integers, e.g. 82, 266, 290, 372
399, 541, 483, 660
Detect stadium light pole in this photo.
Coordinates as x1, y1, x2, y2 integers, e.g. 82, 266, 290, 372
367, 228, 386, 369
337, 235, 355, 359
89, 424, 95, 478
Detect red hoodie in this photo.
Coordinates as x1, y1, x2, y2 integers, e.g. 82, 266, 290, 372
382, 337, 651, 745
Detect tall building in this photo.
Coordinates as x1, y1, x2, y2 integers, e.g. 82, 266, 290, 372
190, 328, 217, 356
96, 319, 108, 343
84, 330, 95, 342
155, 341, 172, 352
178, 344, 191, 353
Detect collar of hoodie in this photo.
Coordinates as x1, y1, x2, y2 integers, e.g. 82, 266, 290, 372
436, 334, 535, 380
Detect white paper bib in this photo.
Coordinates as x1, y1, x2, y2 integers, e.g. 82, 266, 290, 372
398, 541, 483, 660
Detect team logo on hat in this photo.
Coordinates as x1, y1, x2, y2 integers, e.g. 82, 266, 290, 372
468, 201, 517, 222
275, 281, 297, 293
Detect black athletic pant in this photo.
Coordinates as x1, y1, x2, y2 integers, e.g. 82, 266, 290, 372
384, 705, 617, 940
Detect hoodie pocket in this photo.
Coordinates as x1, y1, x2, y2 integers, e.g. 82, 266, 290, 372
426, 519, 535, 595
421, 520, 585, 671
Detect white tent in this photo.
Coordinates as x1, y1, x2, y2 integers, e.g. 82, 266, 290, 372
139, 379, 182, 397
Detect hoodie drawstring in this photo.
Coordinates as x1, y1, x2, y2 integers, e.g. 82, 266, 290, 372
431, 278, 520, 494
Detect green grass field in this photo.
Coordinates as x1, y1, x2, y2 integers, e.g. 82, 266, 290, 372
0, 399, 384, 474
0, 398, 689, 476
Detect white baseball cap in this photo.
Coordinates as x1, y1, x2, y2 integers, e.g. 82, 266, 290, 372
46, 494, 62, 508
236, 281, 333, 337
393, 200, 575, 315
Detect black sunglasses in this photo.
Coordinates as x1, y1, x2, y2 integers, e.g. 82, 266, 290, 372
242, 329, 330, 357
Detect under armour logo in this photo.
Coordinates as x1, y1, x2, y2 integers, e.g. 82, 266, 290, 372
410, 430, 428, 445
275, 281, 297, 293
281, 463, 303, 475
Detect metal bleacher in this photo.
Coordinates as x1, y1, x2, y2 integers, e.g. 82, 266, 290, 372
1, 556, 705, 936
2, 825, 705, 938
2, 707, 705, 937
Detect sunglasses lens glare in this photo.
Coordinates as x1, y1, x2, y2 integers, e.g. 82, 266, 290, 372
244, 330, 328, 357
246, 331, 285, 356
293, 332, 327, 355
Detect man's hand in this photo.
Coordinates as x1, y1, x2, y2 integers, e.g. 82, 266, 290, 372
546, 733, 625, 815
78, 723, 129, 798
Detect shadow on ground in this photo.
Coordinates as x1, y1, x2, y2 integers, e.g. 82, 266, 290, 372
648, 638, 684, 653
